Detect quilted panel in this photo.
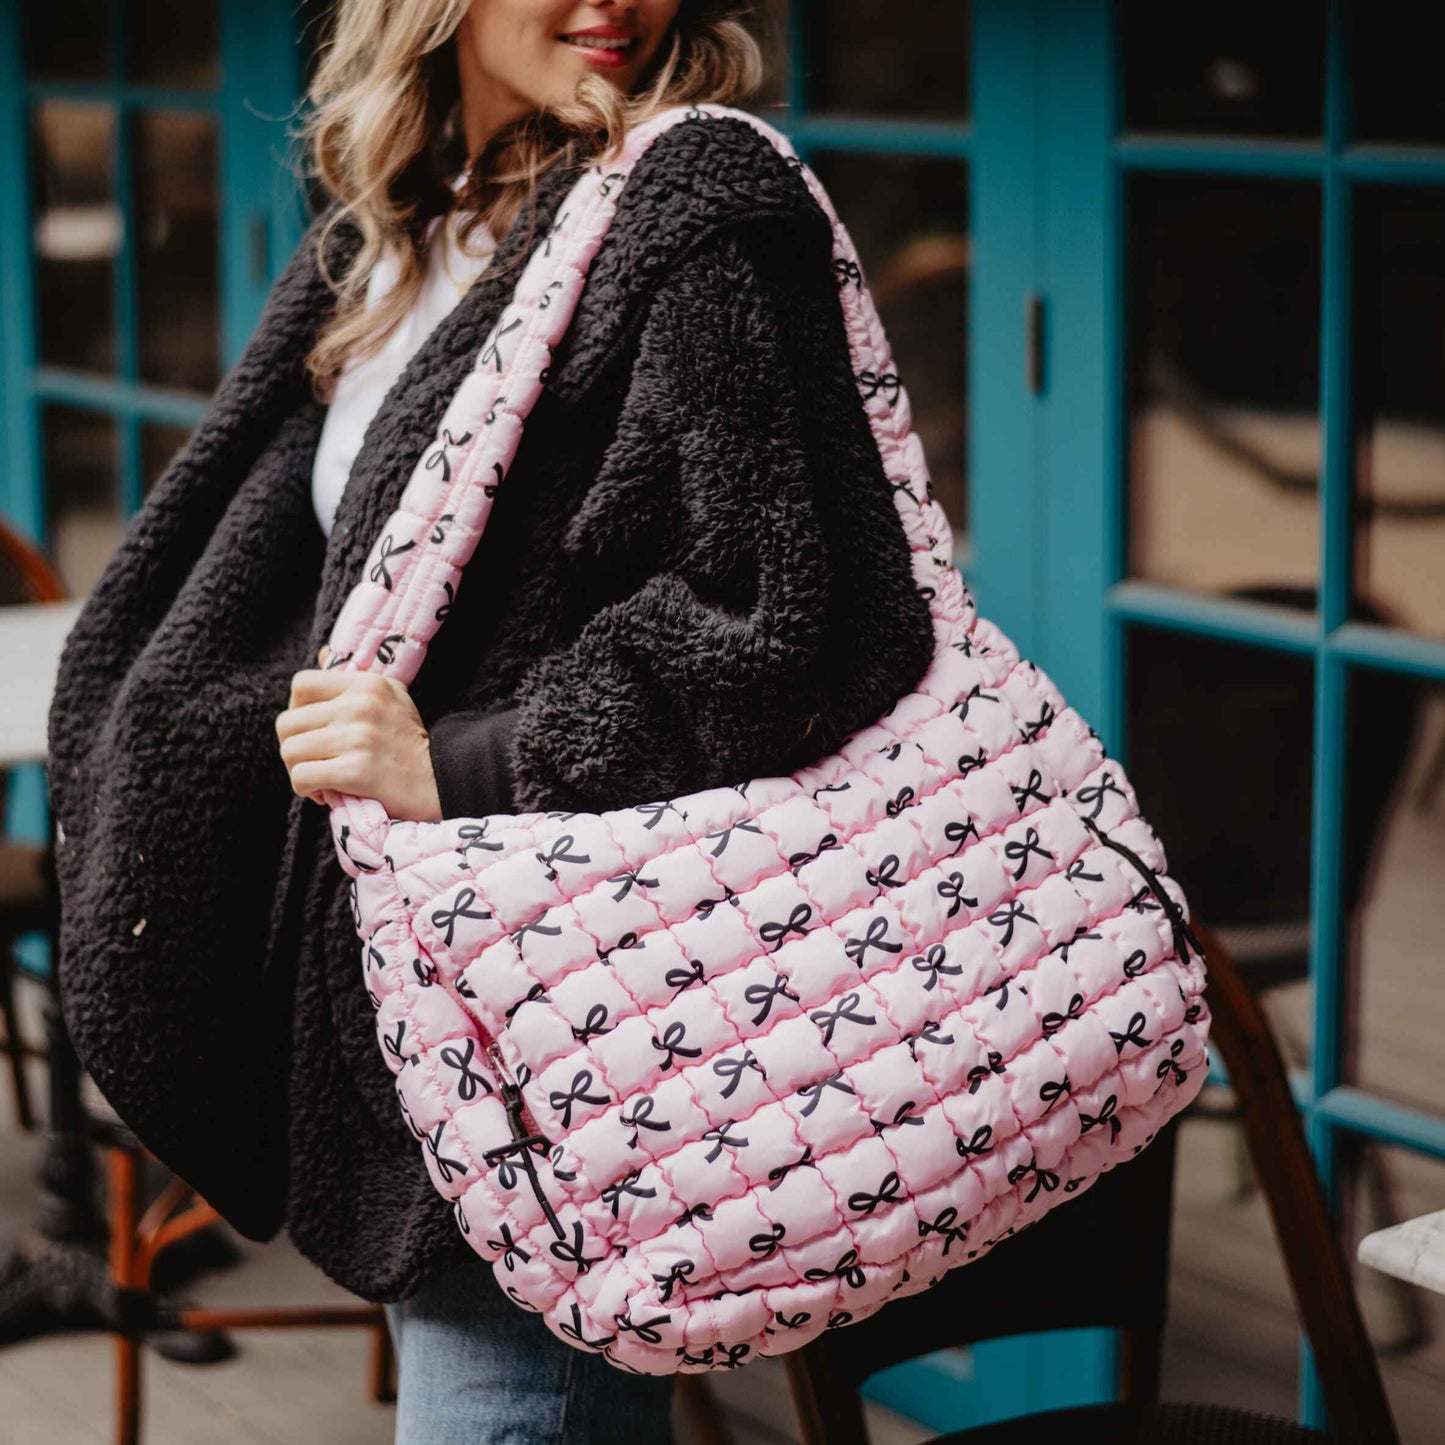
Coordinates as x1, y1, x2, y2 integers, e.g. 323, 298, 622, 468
326, 103, 1211, 1375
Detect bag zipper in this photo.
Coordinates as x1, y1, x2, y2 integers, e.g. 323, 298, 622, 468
1078, 815, 1203, 966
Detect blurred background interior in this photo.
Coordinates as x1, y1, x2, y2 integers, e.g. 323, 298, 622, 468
2, 1, 1444, 1441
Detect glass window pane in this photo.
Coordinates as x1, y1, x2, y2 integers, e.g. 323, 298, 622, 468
133, 110, 220, 392
43, 406, 120, 595
1126, 627, 1314, 1062
811, 152, 969, 538
1350, 2, 1445, 147
1120, 1, 1324, 139
809, 0, 971, 120
1346, 1141, 1445, 1439
128, 0, 219, 88
141, 421, 192, 497
1345, 672, 1445, 1116
1127, 176, 1320, 606
1162, 1110, 1299, 1415
23, 0, 110, 82
1352, 187, 1445, 639
31, 101, 119, 375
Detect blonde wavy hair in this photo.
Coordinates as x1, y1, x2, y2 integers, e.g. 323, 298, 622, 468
298, 0, 768, 399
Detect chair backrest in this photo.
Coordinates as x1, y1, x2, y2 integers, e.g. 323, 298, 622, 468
786, 933, 1399, 1445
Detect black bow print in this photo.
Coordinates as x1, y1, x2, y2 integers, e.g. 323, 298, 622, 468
713, 1050, 764, 1099
596, 931, 640, 964
600, 1168, 656, 1217
571, 1004, 612, 1044
412, 958, 437, 988
607, 868, 657, 902
375, 632, 405, 666
549, 1069, 608, 1128
429, 510, 454, 545
744, 971, 800, 1026
491, 1222, 531, 1270
536, 834, 590, 880
368, 532, 415, 590
1155, 1038, 1187, 1090
651, 1021, 701, 1071
423, 428, 473, 483
870, 1101, 924, 1135
430, 887, 491, 947
885, 785, 917, 818
957, 748, 989, 776
704, 818, 765, 856
1065, 857, 1104, 884
795, 1070, 855, 1117
788, 832, 841, 875
906, 1020, 956, 1058
503, 980, 548, 1021
558, 1302, 614, 1350
1056, 929, 1102, 964
695, 886, 741, 918
936, 871, 978, 918
1039, 1075, 1072, 1114
549, 1221, 599, 1275
767, 1147, 816, 1190
509, 916, 564, 951
951, 682, 1001, 724
439, 1038, 489, 1101
833, 256, 863, 289
773, 1308, 812, 1330
1109, 1012, 1153, 1055
848, 1171, 904, 1216
482, 460, 503, 500
633, 800, 683, 830
620, 1095, 669, 1148
857, 369, 901, 404
966, 1052, 1006, 1094
1041, 994, 1085, 1037
664, 958, 707, 998
614, 1311, 671, 1346
844, 914, 902, 969
1080, 1094, 1121, 1141
803, 1249, 867, 1289
1007, 1157, 1060, 1204
749, 1221, 787, 1258
945, 817, 981, 854
809, 991, 877, 1046
1123, 949, 1149, 980
652, 1260, 694, 1302
479, 314, 522, 373
673, 1201, 714, 1228
811, 780, 852, 800
702, 1120, 748, 1163
954, 1125, 994, 1159
1015, 770, 1051, 813
383, 1020, 410, 1066
919, 1207, 969, 1254
549, 1144, 577, 1183
911, 943, 961, 992
760, 903, 814, 951
988, 900, 1036, 947
597, 169, 627, 197
455, 822, 502, 864
1075, 772, 1123, 822
1004, 825, 1053, 880
1018, 702, 1056, 744
866, 853, 905, 889
423, 1121, 467, 1185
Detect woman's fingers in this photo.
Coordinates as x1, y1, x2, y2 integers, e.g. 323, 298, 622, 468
288, 666, 357, 707
277, 721, 362, 767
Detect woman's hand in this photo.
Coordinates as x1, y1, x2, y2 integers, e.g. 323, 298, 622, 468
276, 647, 443, 822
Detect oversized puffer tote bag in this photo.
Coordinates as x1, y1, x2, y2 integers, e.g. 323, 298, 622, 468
322, 102, 1211, 1375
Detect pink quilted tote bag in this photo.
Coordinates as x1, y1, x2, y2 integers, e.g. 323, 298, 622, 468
322, 103, 1211, 1374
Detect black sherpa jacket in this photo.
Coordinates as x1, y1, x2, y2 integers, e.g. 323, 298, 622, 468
46, 113, 936, 1303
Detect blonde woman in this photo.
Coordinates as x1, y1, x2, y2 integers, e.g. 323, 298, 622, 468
48, 1, 935, 1438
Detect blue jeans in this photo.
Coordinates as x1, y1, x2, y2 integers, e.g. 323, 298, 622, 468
383, 1251, 676, 1445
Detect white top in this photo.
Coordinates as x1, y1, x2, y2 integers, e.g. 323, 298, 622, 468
311, 193, 498, 537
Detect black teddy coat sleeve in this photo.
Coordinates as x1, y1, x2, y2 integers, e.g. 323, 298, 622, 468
427, 211, 936, 821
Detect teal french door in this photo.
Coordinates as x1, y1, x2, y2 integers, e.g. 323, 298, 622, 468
0, 0, 309, 568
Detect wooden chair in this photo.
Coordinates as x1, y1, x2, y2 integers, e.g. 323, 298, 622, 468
0, 516, 69, 1133
784, 925, 1398, 1445
103, 1122, 394, 1445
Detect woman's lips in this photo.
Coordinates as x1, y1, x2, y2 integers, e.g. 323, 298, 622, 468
558, 34, 638, 69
